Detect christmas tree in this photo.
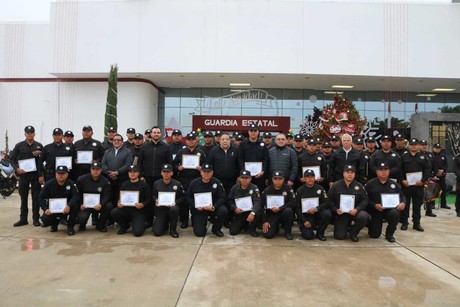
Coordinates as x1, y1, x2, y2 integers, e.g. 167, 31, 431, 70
104, 64, 118, 141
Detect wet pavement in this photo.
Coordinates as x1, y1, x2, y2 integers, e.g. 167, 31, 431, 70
1, 193, 459, 306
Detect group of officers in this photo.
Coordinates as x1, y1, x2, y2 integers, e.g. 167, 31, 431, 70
9, 123, 460, 242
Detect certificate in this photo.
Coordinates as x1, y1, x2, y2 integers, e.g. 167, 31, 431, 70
158, 192, 176, 206
235, 196, 253, 212
182, 154, 200, 169
77, 151, 93, 164
339, 194, 355, 213
381, 193, 400, 209
302, 166, 321, 179
244, 162, 262, 176
18, 158, 37, 172
83, 193, 100, 208
266, 195, 284, 209
119, 190, 139, 206
301, 197, 319, 213
49, 198, 67, 213
406, 172, 422, 186
194, 192, 212, 208
56, 156, 72, 170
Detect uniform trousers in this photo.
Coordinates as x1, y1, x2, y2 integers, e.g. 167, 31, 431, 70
144, 175, 160, 222
401, 186, 424, 225
40, 207, 78, 229
191, 206, 228, 237
78, 206, 112, 229
438, 176, 447, 207
18, 172, 41, 222
368, 208, 400, 238
299, 209, 332, 240
334, 211, 370, 240
229, 211, 258, 235
263, 207, 294, 239
111, 207, 146, 237
153, 205, 180, 236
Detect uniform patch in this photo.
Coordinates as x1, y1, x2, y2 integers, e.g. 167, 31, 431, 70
441, 157, 445, 160
66, 147, 70, 151
249, 190, 253, 195
173, 185, 178, 190
97, 187, 102, 192
260, 143, 265, 146
391, 184, 395, 189
282, 191, 287, 196
317, 189, 321, 194
66, 185, 70, 190
92, 142, 97, 146
420, 156, 425, 159
391, 153, 396, 157
212, 183, 217, 189
365, 156, 369, 160
197, 153, 201, 156
317, 157, 322, 161
354, 186, 359, 190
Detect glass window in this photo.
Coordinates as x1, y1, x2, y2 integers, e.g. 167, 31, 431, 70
164, 108, 181, 129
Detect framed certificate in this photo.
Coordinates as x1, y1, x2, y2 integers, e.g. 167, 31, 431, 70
158, 192, 176, 206
302, 166, 321, 179
381, 193, 400, 209
56, 156, 72, 170
182, 154, 200, 169
235, 196, 253, 212
18, 158, 37, 173
77, 151, 93, 164
406, 172, 422, 186
339, 194, 355, 213
83, 193, 100, 208
244, 162, 262, 176
49, 198, 67, 213
119, 190, 139, 206
266, 195, 284, 209
301, 197, 319, 213
194, 192, 212, 208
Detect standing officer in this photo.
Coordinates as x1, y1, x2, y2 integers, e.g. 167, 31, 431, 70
365, 162, 406, 243
39, 128, 73, 184
63, 130, 77, 181
393, 134, 407, 156
186, 164, 227, 237
292, 134, 307, 157
328, 165, 369, 242
102, 126, 117, 150
296, 169, 332, 241
9, 125, 43, 227
328, 134, 362, 185
111, 165, 152, 237
369, 135, 401, 181
359, 136, 377, 184
261, 171, 296, 240
329, 135, 341, 151
227, 170, 261, 237
419, 139, 436, 217
353, 138, 364, 153
64, 130, 74, 147
214, 131, 222, 146
131, 133, 144, 165
400, 138, 431, 232
169, 129, 184, 159
261, 132, 273, 150
124, 127, 136, 149
76, 162, 112, 232
73, 125, 105, 179
152, 164, 185, 238
39, 166, 79, 235
144, 129, 152, 142
432, 143, 450, 209
454, 143, 460, 217
199, 131, 215, 156
297, 138, 328, 190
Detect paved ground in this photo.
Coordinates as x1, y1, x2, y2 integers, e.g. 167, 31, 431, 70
0, 192, 459, 306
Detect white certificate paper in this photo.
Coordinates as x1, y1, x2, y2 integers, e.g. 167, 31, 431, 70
194, 192, 213, 208
302, 166, 321, 179
49, 198, 67, 213
301, 197, 319, 213
182, 154, 200, 169
340, 194, 355, 213
266, 195, 284, 209
77, 151, 93, 164
119, 191, 139, 206
18, 158, 37, 173
158, 192, 176, 206
56, 156, 72, 170
381, 193, 400, 209
83, 193, 100, 208
244, 162, 262, 176
406, 172, 422, 186
235, 196, 253, 212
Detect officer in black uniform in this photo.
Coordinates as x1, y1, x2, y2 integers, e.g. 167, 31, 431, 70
353, 137, 364, 153
393, 134, 407, 156
144, 129, 152, 142
296, 169, 332, 241
199, 131, 215, 156
400, 138, 431, 232
124, 127, 136, 149
111, 165, 152, 237
169, 129, 184, 159
73, 125, 105, 179
369, 135, 401, 181
227, 170, 261, 237
214, 130, 222, 146
432, 143, 450, 209
292, 134, 307, 157
328, 165, 370, 242
186, 164, 227, 237
419, 139, 436, 217
359, 136, 377, 184
297, 138, 328, 191
454, 143, 460, 217
63, 130, 77, 181
131, 133, 144, 164
39, 166, 79, 235
261, 171, 296, 240
76, 162, 112, 232
365, 162, 406, 243
152, 164, 185, 238
329, 135, 341, 151
102, 126, 117, 150
9, 125, 43, 227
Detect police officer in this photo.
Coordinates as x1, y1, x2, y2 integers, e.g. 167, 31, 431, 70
328, 165, 370, 242
227, 170, 261, 237
169, 129, 184, 159
9, 125, 43, 227
369, 135, 401, 181
111, 165, 152, 237
199, 131, 215, 156
365, 162, 406, 243
393, 134, 407, 156
328, 134, 362, 185
296, 169, 332, 241
261, 132, 273, 150
329, 135, 341, 151
297, 138, 328, 190
76, 162, 112, 232
186, 164, 228, 237
63, 130, 77, 181
214, 130, 222, 146
454, 143, 460, 217
400, 138, 431, 232
39, 166, 79, 235
124, 127, 136, 149
286, 133, 294, 148
359, 136, 377, 184
419, 139, 436, 217
73, 125, 105, 178
292, 134, 307, 157
432, 143, 450, 209
39, 128, 73, 184
102, 126, 117, 150
152, 164, 185, 238
261, 171, 296, 240
353, 138, 364, 152
144, 129, 152, 142
233, 134, 244, 148
64, 130, 74, 147
131, 133, 144, 164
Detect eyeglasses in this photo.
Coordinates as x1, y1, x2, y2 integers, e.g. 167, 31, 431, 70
113, 139, 122, 142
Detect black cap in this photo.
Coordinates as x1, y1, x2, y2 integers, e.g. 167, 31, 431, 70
433, 143, 441, 148
377, 162, 389, 170
323, 142, 331, 148
240, 170, 252, 177
315, 138, 322, 144
203, 131, 213, 137
307, 139, 316, 145
185, 133, 196, 139
56, 165, 69, 173
144, 129, 151, 135
395, 134, 404, 140
134, 133, 143, 140
272, 171, 284, 178
294, 134, 303, 141
286, 133, 294, 139
126, 128, 135, 134
344, 165, 356, 172
381, 135, 391, 142
214, 130, 222, 136
128, 165, 140, 172
191, 131, 197, 136
201, 164, 213, 171
303, 169, 316, 177
303, 134, 312, 140
90, 162, 103, 169
236, 135, 244, 141
162, 164, 173, 172
354, 138, 364, 144
420, 139, 428, 145
409, 138, 419, 145
24, 125, 35, 133
262, 132, 272, 138
248, 123, 258, 131
64, 130, 74, 137
82, 125, 93, 131
330, 135, 340, 141
366, 137, 376, 143
52, 128, 63, 135
108, 127, 116, 132
172, 129, 182, 135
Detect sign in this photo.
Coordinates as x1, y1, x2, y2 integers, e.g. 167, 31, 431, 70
192, 115, 290, 132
